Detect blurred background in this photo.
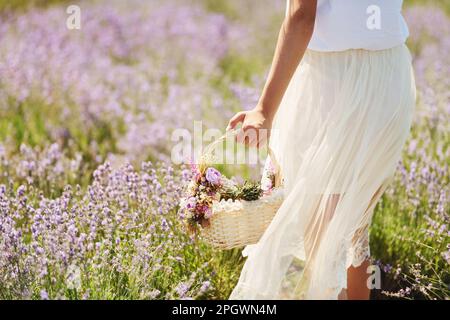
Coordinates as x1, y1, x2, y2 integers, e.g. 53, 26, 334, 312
0, 0, 448, 299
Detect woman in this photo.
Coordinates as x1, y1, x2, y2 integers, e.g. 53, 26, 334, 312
227, 0, 415, 300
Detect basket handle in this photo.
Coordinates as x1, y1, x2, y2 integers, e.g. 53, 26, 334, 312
199, 128, 282, 187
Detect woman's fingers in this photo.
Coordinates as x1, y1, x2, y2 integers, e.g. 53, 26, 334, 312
243, 125, 258, 147
256, 130, 269, 148
226, 112, 246, 131
235, 128, 247, 145
237, 125, 258, 147
243, 125, 270, 148
228, 109, 271, 147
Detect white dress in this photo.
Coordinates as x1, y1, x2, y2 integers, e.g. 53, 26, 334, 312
229, 1, 416, 300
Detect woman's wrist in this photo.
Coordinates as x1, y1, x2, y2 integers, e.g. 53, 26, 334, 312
254, 104, 276, 123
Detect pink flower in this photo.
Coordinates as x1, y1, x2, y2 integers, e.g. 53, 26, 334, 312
185, 197, 197, 210
204, 206, 213, 219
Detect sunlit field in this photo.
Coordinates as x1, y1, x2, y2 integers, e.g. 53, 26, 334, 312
0, 0, 448, 299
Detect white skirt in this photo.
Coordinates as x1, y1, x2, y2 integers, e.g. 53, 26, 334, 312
229, 44, 416, 300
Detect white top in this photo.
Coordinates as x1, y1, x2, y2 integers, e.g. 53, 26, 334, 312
286, 0, 409, 52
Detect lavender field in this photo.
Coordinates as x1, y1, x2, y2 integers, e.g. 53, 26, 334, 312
0, 0, 448, 299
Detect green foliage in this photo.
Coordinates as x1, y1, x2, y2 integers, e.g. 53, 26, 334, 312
219, 54, 265, 84
202, 0, 239, 20
220, 180, 262, 201
406, 0, 450, 14
0, 0, 70, 11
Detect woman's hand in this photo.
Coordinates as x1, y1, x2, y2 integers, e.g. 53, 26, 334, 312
224, 0, 316, 148
226, 107, 273, 148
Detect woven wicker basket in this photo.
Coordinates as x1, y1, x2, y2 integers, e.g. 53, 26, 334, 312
199, 130, 284, 249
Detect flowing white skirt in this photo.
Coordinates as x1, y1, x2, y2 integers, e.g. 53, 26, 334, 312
229, 44, 416, 300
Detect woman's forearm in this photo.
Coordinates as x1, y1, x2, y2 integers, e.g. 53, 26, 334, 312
255, 0, 317, 121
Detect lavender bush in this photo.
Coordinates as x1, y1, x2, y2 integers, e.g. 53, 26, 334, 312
370, 6, 450, 299
0, 0, 258, 299
0, 158, 240, 299
0, 0, 448, 299
0, 0, 250, 165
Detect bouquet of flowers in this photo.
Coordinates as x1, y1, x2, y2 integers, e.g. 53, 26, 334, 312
180, 161, 277, 234
179, 129, 283, 249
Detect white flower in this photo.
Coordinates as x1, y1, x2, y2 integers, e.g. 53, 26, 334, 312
261, 175, 273, 192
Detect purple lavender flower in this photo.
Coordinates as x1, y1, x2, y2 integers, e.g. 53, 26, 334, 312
199, 281, 211, 294
205, 167, 221, 186
40, 290, 49, 300
185, 197, 197, 210
176, 282, 190, 298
